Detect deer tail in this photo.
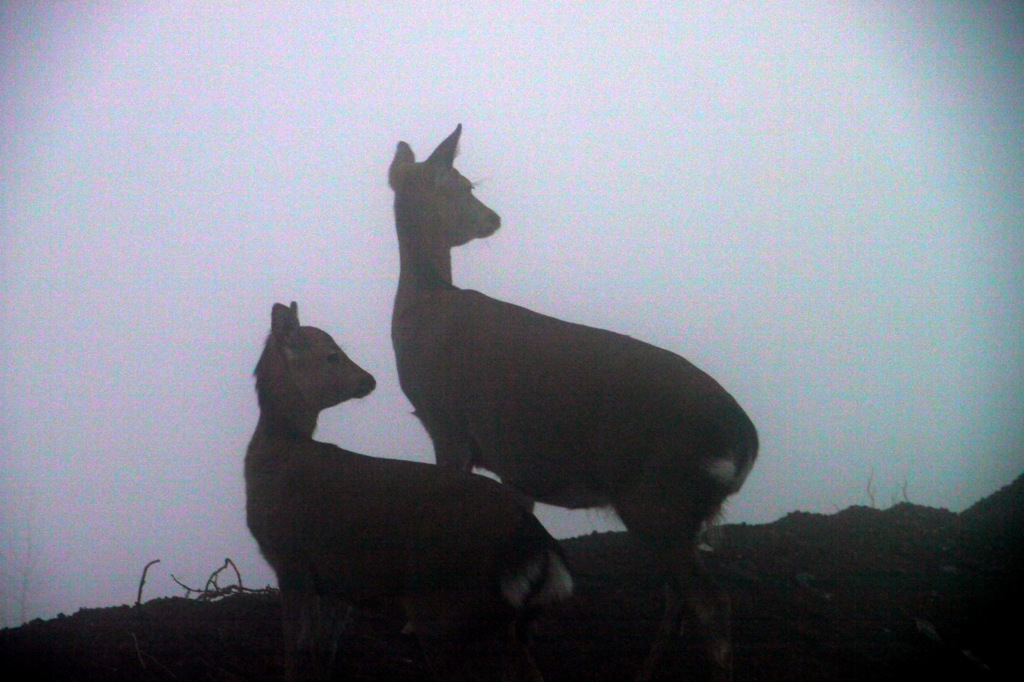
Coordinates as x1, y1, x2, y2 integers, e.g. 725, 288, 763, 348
498, 513, 573, 611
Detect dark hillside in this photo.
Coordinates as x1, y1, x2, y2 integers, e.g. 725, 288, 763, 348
3, 472, 1021, 681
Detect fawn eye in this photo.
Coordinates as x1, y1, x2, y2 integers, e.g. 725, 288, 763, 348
326, 352, 341, 364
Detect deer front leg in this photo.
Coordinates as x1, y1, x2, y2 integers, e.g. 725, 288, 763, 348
413, 408, 476, 472
280, 586, 352, 681
280, 588, 318, 682
418, 410, 538, 512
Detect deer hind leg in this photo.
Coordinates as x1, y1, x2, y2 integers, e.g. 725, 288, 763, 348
624, 528, 732, 682
407, 593, 543, 682
669, 546, 731, 681
615, 468, 733, 682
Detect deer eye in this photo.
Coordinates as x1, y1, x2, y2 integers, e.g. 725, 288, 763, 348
326, 352, 341, 365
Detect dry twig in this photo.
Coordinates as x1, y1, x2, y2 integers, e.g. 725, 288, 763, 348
171, 558, 273, 601
136, 559, 161, 607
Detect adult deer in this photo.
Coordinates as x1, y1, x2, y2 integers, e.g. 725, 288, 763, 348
246, 301, 572, 681
388, 126, 759, 681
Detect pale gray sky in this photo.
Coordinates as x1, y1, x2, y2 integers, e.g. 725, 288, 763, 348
2, 2, 1022, 626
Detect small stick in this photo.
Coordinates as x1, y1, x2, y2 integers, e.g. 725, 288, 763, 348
171, 574, 199, 598
173, 559, 251, 600
204, 559, 230, 593
136, 559, 161, 607
226, 558, 243, 590
866, 468, 876, 508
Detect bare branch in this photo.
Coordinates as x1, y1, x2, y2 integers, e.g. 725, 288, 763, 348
171, 559, 268, 602
227, 558, 243, 590
170, 574, 200, 599
866, 468, 876, 508
136, 559, 161, 607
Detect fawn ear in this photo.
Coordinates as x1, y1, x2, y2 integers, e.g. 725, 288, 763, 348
425, 124, 461, 168
389, 142, 416, 189
271, 302, 301, 345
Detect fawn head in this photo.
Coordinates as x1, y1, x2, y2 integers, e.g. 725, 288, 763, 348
255, 302, 376, 420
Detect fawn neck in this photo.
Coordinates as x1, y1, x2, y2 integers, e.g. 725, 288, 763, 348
253, 409, 318, 444
253, 372, 320, 444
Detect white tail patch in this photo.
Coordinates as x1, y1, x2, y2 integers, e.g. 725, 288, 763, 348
538, 553, 574, 605
730, 445, 756, 491
707, 447, 755, 493
501, 551, 574, 610
706, 459, 738, 488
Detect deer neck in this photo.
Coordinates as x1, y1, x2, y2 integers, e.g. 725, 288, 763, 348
394, 193, 456, 305
252, 383, 320, 446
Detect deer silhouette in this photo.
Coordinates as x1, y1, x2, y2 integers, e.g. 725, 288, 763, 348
388, 126, 758, 680
246, 301, 572, 680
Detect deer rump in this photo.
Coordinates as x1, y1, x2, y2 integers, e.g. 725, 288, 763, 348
393, 283, 756, 511
248, 439, 566, 617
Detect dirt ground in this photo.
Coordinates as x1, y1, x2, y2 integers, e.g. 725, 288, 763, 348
2, 471, 1020, 681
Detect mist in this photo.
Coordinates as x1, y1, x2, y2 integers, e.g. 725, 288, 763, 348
2, 2, 1021, 626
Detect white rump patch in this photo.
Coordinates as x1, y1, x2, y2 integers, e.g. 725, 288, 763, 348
706, 458, 738, 488
501, 557, 541, 609
707, 448, 754, 492
537, 552, 574, 604
501, 551, 574, 609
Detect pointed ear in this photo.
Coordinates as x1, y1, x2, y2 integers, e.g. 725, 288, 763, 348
425, 124, 462, 168
271, 301, 301, 342
393, 141, 415, 165
389, 142, 416, 189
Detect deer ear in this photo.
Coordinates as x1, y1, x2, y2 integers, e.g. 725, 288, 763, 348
425, 124, 461, 168
389, 142, 416, 189
271, 301, 301, 340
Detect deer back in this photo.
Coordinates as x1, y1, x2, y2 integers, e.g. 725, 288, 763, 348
394, 284, 756, 506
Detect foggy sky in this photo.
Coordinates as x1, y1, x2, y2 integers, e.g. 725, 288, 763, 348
2, 2, 1022, 626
